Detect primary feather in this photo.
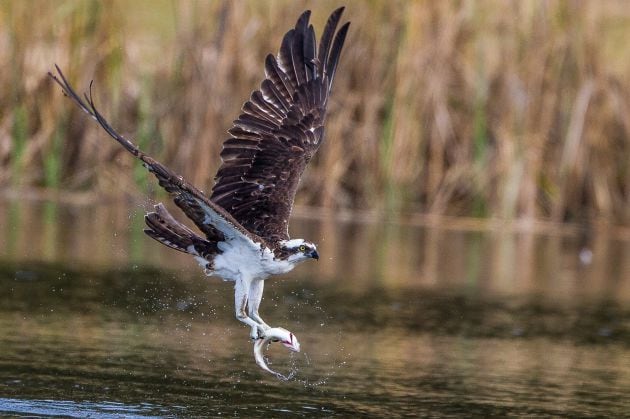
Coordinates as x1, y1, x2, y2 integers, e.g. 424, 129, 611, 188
210, 7, 350, 243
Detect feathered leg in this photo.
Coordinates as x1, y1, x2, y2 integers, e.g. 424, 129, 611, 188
248, 279, 270, 338
235, 277, 266, 339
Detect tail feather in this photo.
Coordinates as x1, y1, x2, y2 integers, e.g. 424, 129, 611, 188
144, 203, 218, 258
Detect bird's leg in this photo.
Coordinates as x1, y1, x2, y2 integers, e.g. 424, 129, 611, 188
248, 279, 270, 339
234, 278, 262, 337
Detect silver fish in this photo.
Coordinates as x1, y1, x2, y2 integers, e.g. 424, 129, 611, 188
254, 327, 300, 380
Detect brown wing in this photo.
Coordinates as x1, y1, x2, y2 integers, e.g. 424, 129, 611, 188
210, 8, 350, 242
48, 66, 268, 249
144, 203, 219, 261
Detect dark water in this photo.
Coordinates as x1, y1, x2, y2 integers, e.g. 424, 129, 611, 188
1, 201, 630, 417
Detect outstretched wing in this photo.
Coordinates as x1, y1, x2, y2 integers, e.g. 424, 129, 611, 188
210, 8, 350, 242
48, 66, 267, 249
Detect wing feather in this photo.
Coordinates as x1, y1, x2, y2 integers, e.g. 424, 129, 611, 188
210, 8, 349, 243
48, 65, 268, 248
50, 8, 350, 249
260, 79, 291, 112
304, 25, 317, 82
278, 29, 298, 92
290, 14, 308, 86
264, 55, 293, 105
317, 7, 344, 78
326, 22, 351, 86
251, 87, 285, 120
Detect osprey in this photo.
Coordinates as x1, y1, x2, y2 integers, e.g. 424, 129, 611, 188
50, 8, 349, 345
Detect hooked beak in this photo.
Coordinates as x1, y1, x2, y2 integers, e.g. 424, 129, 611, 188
310, 249, 319, 260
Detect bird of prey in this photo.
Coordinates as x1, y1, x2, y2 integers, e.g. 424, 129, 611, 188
49, 8, 350, 345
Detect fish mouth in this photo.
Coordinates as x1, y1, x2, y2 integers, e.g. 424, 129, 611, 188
281, 333, 301, 352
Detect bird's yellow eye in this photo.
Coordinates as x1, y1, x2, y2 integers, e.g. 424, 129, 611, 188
299, 245, 306, 252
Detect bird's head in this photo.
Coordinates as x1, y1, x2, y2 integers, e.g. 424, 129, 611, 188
279, 239, 319, 263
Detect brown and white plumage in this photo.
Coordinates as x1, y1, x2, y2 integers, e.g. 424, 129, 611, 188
49, 8, 349, 342
212, 8, 348, 243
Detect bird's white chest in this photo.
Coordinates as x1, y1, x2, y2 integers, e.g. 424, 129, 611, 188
198, 239, 294, 281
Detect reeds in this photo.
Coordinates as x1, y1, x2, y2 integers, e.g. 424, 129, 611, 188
1, 0, 630, 224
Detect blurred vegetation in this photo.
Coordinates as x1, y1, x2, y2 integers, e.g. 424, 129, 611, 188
1, 0, 630, 224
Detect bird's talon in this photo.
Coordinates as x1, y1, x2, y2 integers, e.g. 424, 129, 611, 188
250, 324, 270, 340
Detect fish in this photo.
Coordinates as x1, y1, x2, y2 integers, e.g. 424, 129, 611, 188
253, 327, 300, 380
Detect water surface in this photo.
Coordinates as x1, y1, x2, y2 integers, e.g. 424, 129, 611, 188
1, 201, 629, 417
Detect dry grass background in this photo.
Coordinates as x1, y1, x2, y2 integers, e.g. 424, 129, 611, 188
1, 0, 630, 225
